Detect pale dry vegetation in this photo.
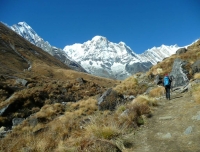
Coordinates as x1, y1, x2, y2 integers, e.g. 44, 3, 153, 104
192, 83, 200, 103
149, 86, 165, 97
194, 72, 200, 79
147, 39, 200, 78
114, 76, 147, 96
0, 90, 160, 151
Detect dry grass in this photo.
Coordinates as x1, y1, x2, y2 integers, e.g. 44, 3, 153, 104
131, 95, 158, 106
192, 84, 200, 103
149, 86, 165, 97
114, 76, 147, 96
113, 76, 138, 94
147, 39, 200, 78
194, 73, 200, 79
0, 97, 140, 151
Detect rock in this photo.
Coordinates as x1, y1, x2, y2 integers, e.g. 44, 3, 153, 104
191, 60, 200, 74
98, 88, 123, 111
0, 105, 9, 116
0, 127, 11, 138
184, 126, 193, 135
120, 109, 129, 117
156, 132, 172, 139
125, 62, 152, 75
28, 117, 38, 127
76, 77, 86, 84
194, 79, 200, 83
170, 58, 189, 88
16, 78, 28, 86
129, 95, 135, 100
162, 133, 172, 139
176, 48, 187, 55
123, 95, 135, 100
12, 118, 25, 126
0, 126, 6, 132
192, 111, 200, 121
154, 75, 163, 85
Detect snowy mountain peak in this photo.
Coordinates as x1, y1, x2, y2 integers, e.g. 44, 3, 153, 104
119, 41, 126, 46
10, 22, 87, 73
18, 21, 29, 27
92, 35, 107, 41
63, 36, 182, 79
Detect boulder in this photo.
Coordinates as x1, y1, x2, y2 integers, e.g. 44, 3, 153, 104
76, 77, 86, 84
0, 127, 11, 138
28, 117, 38, 127
154, 75, 163, 85
170, 58, 189, 88
98, 88, 123, 111
191, 60, 200, 74
12, 118, 25, 126
0, 105, 9, 116
16, 78, 28, 86
176, 48, 187, 55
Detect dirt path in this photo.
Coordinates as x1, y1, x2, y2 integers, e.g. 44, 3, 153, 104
129, 91, 200, 152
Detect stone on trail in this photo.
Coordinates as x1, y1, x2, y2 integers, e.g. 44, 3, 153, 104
184, 126, 193, 135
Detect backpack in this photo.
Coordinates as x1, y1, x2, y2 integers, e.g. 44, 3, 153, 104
164, 76, 170, 86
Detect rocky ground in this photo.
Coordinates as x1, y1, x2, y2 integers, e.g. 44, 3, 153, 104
130, 91, 200, 152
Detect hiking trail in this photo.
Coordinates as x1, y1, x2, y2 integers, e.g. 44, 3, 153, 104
129, 91, 200, 152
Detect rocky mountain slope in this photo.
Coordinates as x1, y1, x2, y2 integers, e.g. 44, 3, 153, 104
10, 22, 87, 73
0, 21, 119, 127
9, 22, 180, 80
64, 36, 180, 79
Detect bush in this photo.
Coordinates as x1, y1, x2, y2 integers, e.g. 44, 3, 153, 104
149, 86, 165, 97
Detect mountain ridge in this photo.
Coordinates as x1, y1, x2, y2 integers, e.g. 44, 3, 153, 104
9, 21, 181, 79
9, 22, 87, 73
64, 35, 180, 79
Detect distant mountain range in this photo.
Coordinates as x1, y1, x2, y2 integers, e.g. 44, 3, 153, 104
64, 36, 179, 79
9, 22, 180, 79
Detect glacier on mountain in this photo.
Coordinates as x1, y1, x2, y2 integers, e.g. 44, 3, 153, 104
9, 22, 181, 80
64, 36, 180, 79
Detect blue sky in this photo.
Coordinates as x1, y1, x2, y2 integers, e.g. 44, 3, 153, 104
1, 0, 200, 54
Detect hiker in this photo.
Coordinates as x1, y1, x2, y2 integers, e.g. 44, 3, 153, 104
163, 74, 172, 100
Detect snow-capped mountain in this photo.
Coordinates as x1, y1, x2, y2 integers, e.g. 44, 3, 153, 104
9, 22, 180, 80
64, 36, 178, 79
10, 22, 87, 72
140, 45, 179, 65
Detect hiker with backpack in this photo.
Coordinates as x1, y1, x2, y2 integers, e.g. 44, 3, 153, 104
163, 74, 172, 100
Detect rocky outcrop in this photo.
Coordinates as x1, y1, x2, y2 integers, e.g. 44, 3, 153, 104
191, 60, 200, 74
154, 75, 163, 85
16, 78, 28, 86
12, 118, 25, 126
125, 62, 152, 75
176, 48, 187, 55
170, 58, 189, 88
98, 88, 124, 111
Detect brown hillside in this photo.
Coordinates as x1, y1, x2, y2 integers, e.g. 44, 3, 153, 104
147, 40, 200, 78
0, 22, 119, 128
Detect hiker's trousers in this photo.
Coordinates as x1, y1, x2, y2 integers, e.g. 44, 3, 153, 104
165, 85, 171, 100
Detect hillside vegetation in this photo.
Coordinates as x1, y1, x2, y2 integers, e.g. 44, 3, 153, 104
0, 22, 200, 151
